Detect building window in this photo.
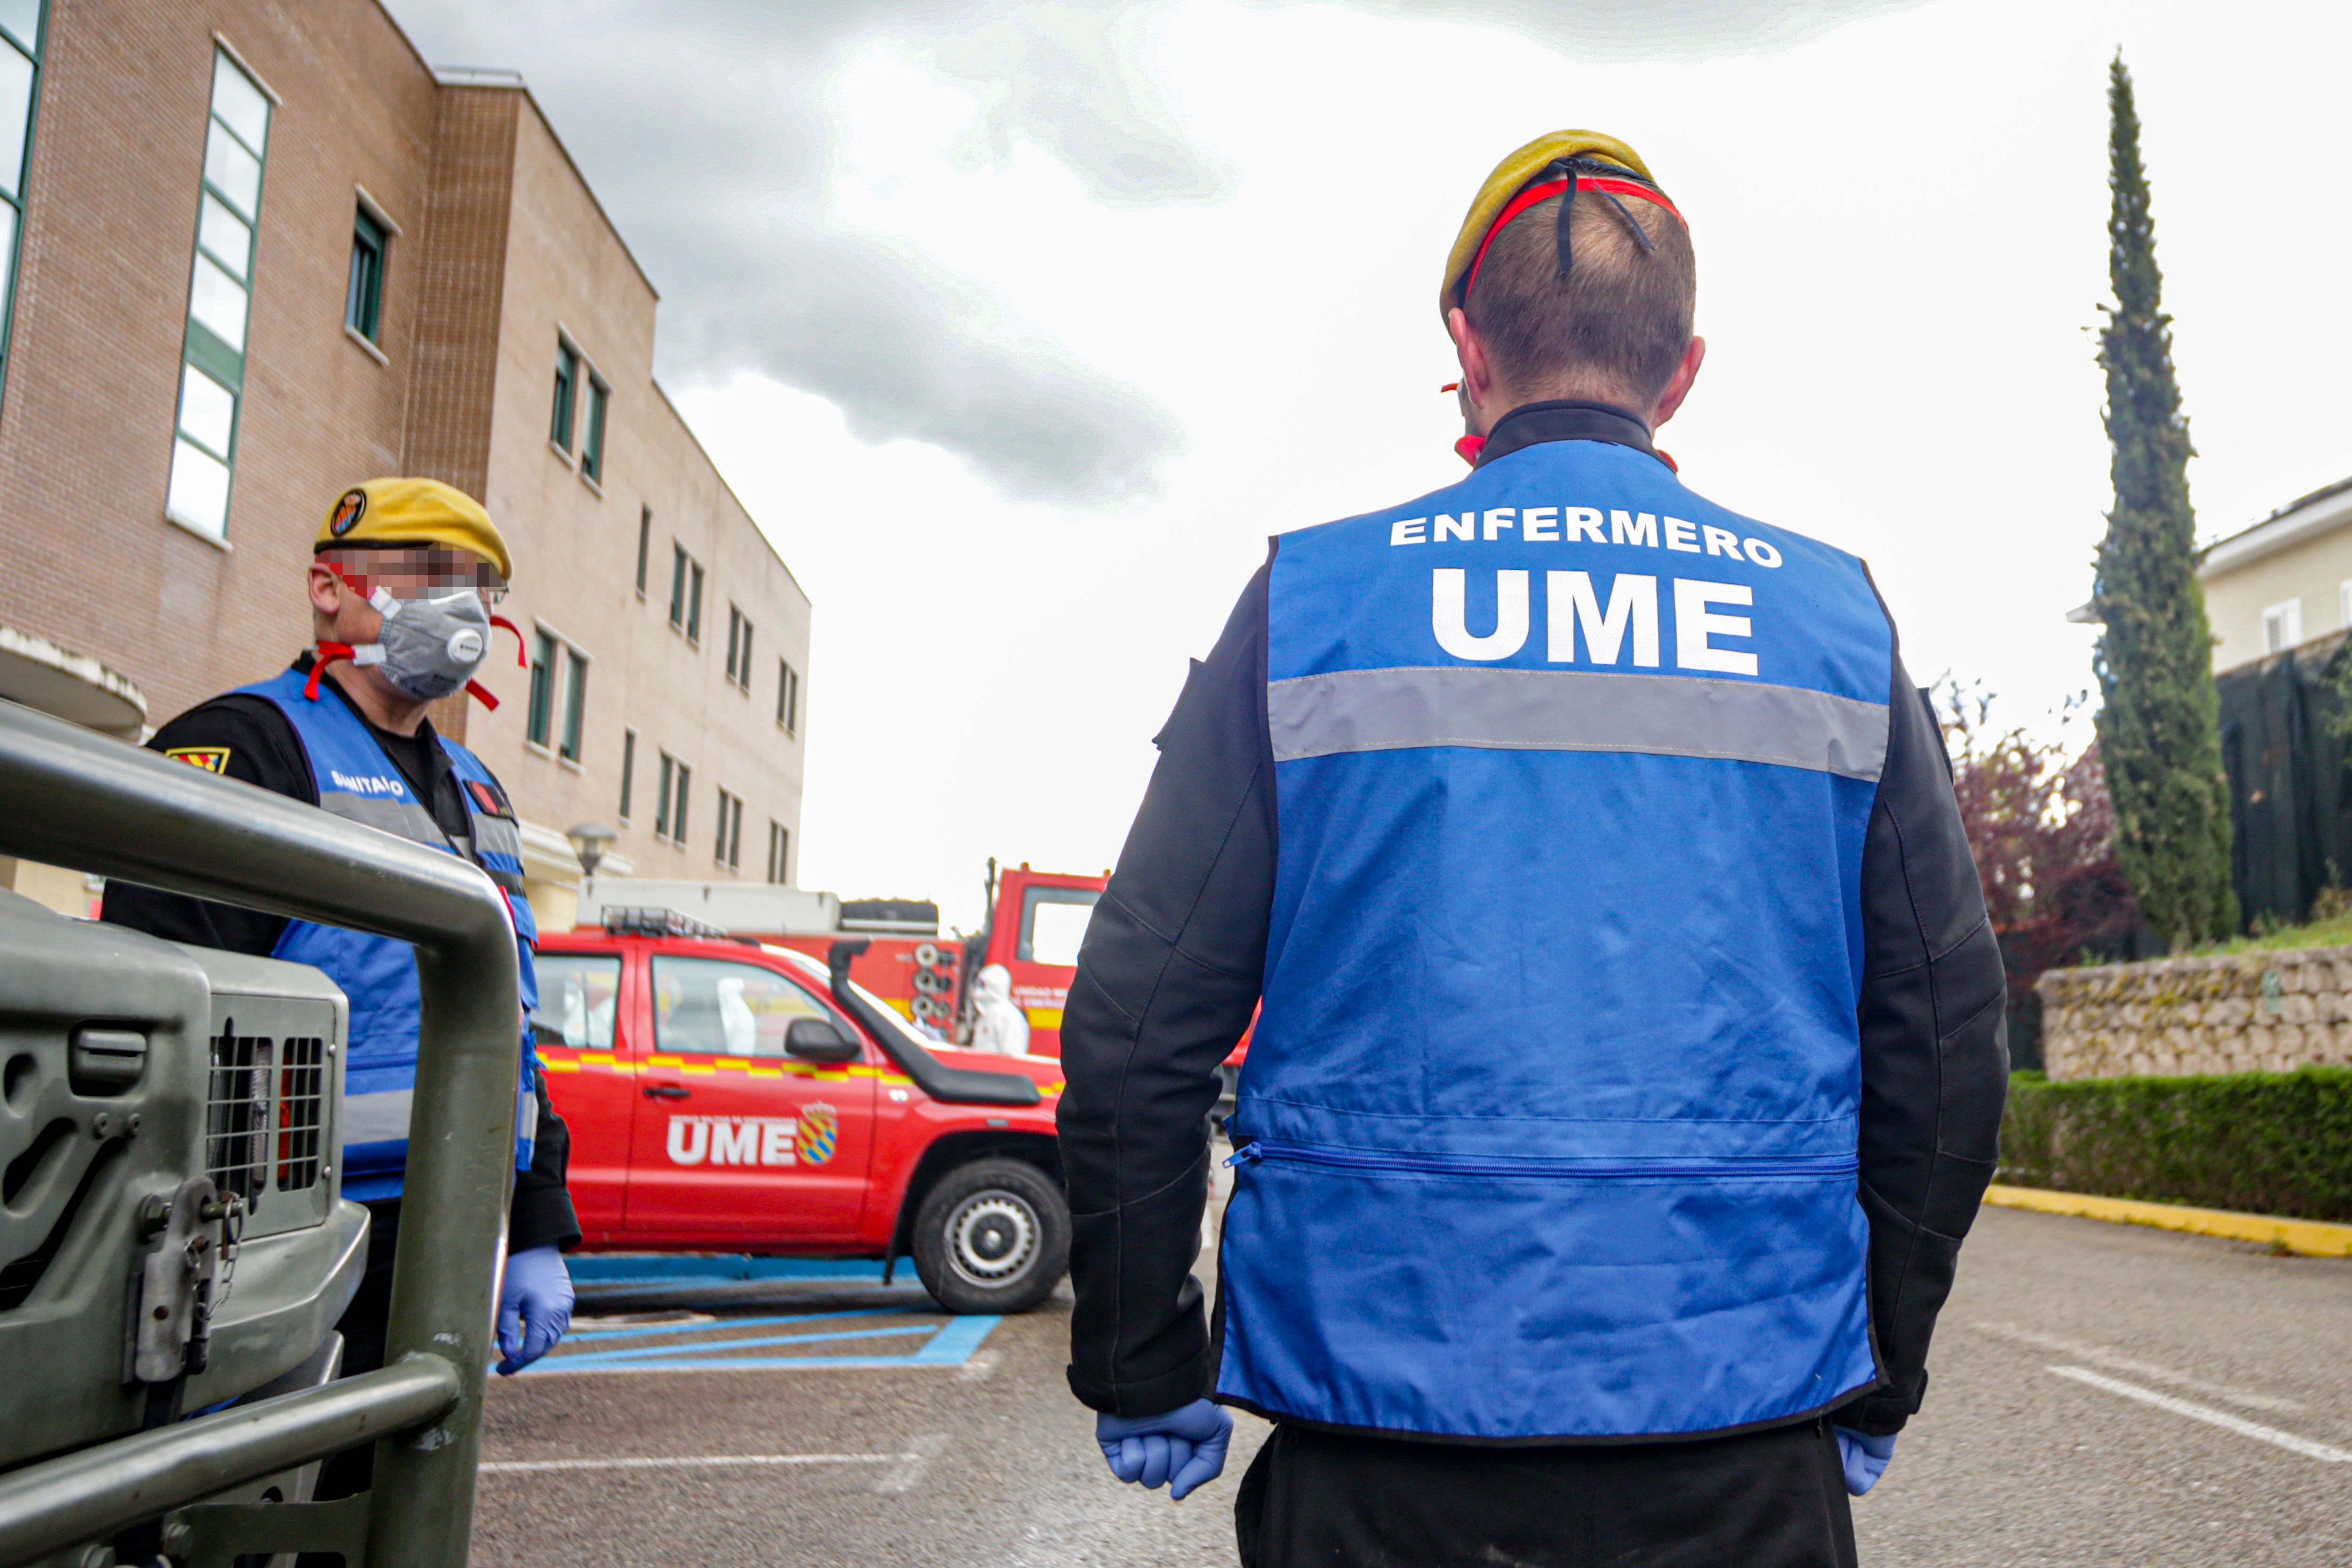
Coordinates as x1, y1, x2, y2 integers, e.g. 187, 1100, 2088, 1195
166, 49, 272, 541
2339, 580, 2352, 633
766, 821, 789, 885
560, 646, 589, 763
0, 2, 45, 408
618, 728, 636, 820
714, 788, 743, 869
635, 507, 651, 596
580, 374, 608, 485
654, 753, 693, 845
670, 544, 704, 641
551, 338, 578, 452
526, 629, 558, 747
725, 606, 754, 689
2263, 598, 2304, 656
777, 659, 799, 735
345, 205, 387, 342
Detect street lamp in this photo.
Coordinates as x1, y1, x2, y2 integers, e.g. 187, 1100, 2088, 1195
566, 822, 617, 877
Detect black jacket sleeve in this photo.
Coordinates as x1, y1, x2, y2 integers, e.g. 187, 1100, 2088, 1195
1840, 655, 2010, 1437
510, 1076, 582, 1252
1060, 563, 1276, 1417
100, 695, 314, 955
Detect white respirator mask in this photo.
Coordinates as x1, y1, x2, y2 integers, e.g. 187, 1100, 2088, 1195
349, 587, 494, 701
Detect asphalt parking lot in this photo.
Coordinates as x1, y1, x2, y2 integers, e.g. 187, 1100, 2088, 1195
473, 1198, 2352, 1567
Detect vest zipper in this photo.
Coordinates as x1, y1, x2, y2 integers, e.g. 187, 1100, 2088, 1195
1225, 1139, 1855, 1180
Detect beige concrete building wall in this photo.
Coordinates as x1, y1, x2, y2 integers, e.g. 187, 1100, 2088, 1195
453, 89, 810, 923
2204, 527, 2352, 673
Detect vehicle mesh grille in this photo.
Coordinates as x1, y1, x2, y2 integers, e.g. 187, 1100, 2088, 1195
275, 1035, 326, 1192
206, 1021, 274, 1213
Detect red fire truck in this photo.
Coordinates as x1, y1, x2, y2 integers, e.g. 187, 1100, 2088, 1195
964, 861, 1252, 1091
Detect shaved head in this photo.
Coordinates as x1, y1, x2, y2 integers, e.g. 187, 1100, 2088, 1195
1463, 189, 1696, 410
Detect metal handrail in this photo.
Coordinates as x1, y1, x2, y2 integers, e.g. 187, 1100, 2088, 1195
0, 697, 521, 1567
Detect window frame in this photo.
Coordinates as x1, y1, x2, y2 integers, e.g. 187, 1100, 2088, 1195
777, 659, 799, 735
580, 371, 609, 486
559, 645, 589, 763
166, 45, 275, 543
345, 202, 388, 344
766, 820, 789, 885
618, 727, 637, 821
526, 629, 559, 749
0, 0, 44, 417
654, 751, 675, 840
550, 336, 579, 454
686, 560, 704, 645
669, 543, 688, 629
2262, 597, 2304, 656
635, 506, 652, 597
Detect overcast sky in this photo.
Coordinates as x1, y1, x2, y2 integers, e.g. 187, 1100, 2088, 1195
393, 0, 2352, 930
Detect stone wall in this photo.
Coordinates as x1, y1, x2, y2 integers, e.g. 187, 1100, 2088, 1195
2037, 946, 2352, 1080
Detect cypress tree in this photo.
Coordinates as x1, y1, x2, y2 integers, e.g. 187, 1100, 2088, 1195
2090, 56, 2237, 948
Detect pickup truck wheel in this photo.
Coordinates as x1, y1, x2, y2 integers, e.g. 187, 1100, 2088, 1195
911, 1158, 1068, 1315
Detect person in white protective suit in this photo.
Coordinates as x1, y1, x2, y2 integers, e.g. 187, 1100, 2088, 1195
718, 976, 758, 1056
969, 963, 1031, 1056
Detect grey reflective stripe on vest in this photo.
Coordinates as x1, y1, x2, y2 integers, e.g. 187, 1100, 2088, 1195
342, 1087, 413, 1146
1267, 667, 1889, 781
316, 790, 448, 845
471, 813, 525, 863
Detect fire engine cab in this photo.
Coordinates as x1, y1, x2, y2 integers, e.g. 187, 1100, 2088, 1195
534, 911, 1068, 1314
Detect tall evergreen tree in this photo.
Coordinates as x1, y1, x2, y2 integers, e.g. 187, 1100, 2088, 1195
2091, 55, 2237, 947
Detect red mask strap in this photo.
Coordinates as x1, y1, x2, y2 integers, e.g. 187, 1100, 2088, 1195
1463, 175, 1685, 304
490, 614, 528, 669
1653, 447, 1678, 474
466, 679, 502, 711
1454, 434, 1487, 467
307, 644, 355, 700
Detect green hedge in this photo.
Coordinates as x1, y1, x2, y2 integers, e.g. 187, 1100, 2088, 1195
1998, 1067, 2352, 1222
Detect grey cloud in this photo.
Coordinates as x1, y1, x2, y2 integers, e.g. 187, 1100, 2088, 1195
1328, 0, 1924, 59
385, 0, 1915, 501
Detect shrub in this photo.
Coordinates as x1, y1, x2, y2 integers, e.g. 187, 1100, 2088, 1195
1999, 1067, 2352, 1221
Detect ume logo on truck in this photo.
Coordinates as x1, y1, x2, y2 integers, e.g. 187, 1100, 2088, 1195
665, 1106, 838, 1168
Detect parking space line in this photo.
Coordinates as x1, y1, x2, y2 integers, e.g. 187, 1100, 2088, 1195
2047, 1367, 2352, 1462
1973, 1321, 2306, 1412
550, 1323, 935, 1369
566, 1309, 888, 1343
910, 1316, 1001, 1364
480, 1453, 911, 1475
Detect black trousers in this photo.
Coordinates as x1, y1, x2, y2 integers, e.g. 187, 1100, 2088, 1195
1234, 1417, 1858, 1568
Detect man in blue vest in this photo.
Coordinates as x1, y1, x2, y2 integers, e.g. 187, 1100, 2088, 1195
105, 478, 576, 1406
1059, 132, 2009, 1565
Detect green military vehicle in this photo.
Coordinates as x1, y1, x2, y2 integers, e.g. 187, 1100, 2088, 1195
0, 699, 522, 1567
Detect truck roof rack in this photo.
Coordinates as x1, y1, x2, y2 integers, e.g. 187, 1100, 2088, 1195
602, 906, 734, 941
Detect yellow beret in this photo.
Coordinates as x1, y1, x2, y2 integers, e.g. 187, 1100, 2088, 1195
1440, 130, 1659, 319
315, 477, 512, 581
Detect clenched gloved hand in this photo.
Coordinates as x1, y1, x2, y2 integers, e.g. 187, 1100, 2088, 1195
1096, 1398, 1234, 1501
495, 1244, 574, 1375
1834, 1428, 1897, 1496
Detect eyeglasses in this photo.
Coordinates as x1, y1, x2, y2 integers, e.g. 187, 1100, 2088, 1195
319, 547, 508, 604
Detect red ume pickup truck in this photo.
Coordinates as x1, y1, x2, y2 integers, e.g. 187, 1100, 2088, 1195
531, 917, 1070, 1313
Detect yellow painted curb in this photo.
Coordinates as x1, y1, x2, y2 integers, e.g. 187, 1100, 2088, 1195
1982, 1184, 2352, 1258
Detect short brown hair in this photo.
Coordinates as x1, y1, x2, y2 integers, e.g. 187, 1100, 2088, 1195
1462, 190, 1695, 408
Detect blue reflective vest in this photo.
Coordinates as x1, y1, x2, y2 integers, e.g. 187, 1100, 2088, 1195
240, 667, 542, 1203
1218, 436, 1894, 1441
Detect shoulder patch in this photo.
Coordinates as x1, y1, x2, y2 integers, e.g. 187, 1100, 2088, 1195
463, 777, 515, 819
165, 746, 231, 774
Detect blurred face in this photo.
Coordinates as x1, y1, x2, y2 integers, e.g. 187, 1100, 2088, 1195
316, 545, 506, 607
307, 546, 505, 646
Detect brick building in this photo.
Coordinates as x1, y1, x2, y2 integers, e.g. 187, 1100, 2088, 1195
0, 0, 810, 926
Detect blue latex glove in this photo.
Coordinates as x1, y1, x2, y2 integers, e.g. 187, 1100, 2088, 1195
1835, 1428, 1897, 1496
495, 1244, 574, 1375
1096, 1398, 1233, 1501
